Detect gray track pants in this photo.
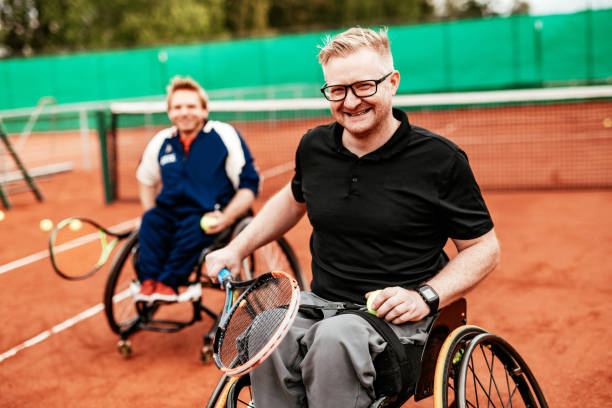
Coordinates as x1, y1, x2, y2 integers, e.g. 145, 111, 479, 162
249, 291, 433, 408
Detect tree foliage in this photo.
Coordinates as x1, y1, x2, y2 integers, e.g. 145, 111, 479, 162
0, 0, 528, 58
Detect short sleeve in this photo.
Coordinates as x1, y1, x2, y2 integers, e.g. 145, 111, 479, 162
439, 150, 494, 239
136, 128, 174, 186
291, 140, 305, 203
236, 134, 260, 196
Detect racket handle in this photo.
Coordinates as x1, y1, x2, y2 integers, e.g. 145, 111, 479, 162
218, 268, 231, 286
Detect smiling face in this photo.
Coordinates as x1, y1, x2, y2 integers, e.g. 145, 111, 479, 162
167, 89, 208, 137
322, 48, 399, 139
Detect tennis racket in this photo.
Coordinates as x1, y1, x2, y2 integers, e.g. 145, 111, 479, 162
49, 217, 133, 280
212, 268, 300, 377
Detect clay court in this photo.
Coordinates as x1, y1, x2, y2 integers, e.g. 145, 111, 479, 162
0, 106, 611, 407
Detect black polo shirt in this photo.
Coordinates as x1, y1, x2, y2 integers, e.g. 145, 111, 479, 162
291, 108, 494, 304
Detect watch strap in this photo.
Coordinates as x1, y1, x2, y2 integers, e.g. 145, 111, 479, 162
416, 284, 439, 316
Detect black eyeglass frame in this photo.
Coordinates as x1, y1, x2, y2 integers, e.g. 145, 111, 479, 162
320, 71, 393, 101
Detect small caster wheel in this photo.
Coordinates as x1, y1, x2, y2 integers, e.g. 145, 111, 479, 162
200, 344, 213, 363
118, 339, 132, 358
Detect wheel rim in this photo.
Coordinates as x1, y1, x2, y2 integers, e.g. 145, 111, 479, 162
433, 325, 487, 408
458, 333, 545, 408
104, 232, 144, 334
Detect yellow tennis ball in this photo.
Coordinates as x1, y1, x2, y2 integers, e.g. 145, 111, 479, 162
69, 219, 82, 231
40, 218, 53, 232
200, 215, 218, 232
0, 210, 5, 222
367, 289, 382, 315
604, 118, 612, 128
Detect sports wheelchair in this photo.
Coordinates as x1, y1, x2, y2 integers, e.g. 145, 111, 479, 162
102, 214, 308, 359
205, 298, 548, 408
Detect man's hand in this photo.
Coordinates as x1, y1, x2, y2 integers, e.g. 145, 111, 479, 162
201, 210, 229, 235
205, 245, 243, 283
365, 286, 430, 324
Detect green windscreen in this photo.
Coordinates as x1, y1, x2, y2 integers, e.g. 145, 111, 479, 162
1, 9, 611, 111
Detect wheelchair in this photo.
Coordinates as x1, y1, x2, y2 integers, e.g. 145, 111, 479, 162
205, 298, 548, 408
102, 214, 308, 359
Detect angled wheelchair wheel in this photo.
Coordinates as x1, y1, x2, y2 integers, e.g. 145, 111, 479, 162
225, 375, 253, 408
456, 332, 548, 408
434, 326, 548, 408
103, 230, 158, 335
206, 374, 253, 408
433, 325, 487, 408
232, 217, 308, 290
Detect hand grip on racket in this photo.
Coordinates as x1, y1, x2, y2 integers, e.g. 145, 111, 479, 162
48, 217, 132, 280
217, 268, 232, 286
212, 269, 300, 377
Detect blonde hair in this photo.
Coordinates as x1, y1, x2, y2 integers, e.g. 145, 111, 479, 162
318, 27, 393, 69
166, 75, 209, 110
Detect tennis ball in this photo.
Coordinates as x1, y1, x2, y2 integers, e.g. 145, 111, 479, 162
0, 210, 4, 222
40, 218, 53, 232
366, 289, 382, 315
69, 219, 82, 231
200, 215, 219, 232
604, 118, 612, 128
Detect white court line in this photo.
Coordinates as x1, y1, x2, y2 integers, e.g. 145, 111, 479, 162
0, 289, 133, 364
0, 218, 139, 276
0, 303, 105, 363
0, 160, 293, 276
0, 218, 138, 364
0, 162, 295, 364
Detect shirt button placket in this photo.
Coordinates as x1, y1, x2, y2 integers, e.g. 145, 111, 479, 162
348, 159, 360, 196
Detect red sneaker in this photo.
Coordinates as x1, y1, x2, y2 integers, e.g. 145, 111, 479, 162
134, 279, 157, 302
151, 282, 178, 303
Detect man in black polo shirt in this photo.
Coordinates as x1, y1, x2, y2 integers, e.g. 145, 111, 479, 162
206, 27, 500, 408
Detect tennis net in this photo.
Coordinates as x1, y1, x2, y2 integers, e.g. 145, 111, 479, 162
102, 85, 612, 202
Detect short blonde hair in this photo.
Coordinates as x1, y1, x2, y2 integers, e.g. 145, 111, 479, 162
318, 27, 393, 69
166, 75, 209, 110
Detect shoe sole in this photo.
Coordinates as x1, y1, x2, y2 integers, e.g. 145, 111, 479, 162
150, 294, 178, 303
133, 294, 154, 303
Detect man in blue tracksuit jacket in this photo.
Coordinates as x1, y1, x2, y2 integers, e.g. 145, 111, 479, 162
135, 75, 260, 302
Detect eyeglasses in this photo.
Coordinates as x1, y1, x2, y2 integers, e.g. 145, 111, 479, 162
320, 72, 393, 102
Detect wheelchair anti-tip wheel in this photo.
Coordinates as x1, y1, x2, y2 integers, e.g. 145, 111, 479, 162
117, 339, 132, 358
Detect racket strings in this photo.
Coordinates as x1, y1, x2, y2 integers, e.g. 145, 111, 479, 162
50, 219, 108, 279
218, 276, 294, 368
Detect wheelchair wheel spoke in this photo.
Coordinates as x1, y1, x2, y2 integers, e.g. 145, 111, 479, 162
460, 333, 545, 408
504, 361, 515, 408
237, 397, 250, 407
505, 369, 520, 408
478, 343, 505, 408
467, 352, 500, 408
437, 327, 547, 408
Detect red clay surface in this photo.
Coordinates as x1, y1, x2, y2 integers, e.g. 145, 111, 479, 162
1, 122, 611, 407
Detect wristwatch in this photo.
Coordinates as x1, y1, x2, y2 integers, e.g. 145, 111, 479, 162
416, 284, 439, 316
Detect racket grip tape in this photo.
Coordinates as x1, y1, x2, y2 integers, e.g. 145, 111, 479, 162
218, 268, 231, 286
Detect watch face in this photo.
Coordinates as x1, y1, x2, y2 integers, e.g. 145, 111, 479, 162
420, 286, 437, 300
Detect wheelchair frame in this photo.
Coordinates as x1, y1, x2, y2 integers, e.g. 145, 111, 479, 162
102, 215, 308, 358
205, 298, 548, 408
